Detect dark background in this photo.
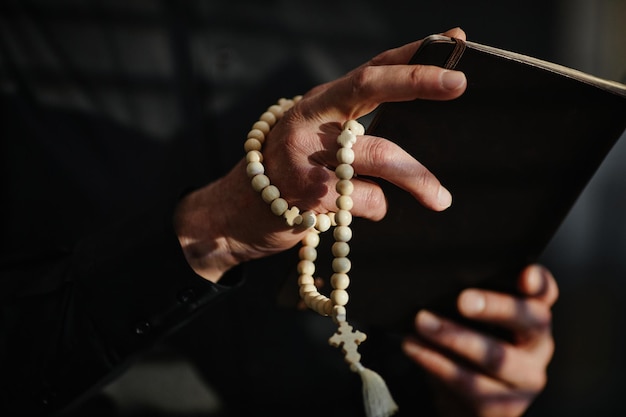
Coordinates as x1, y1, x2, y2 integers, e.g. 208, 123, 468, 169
3, 0, 625, 415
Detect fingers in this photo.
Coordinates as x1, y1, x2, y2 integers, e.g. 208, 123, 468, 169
407, 311, 550, 390
307, 65, 466, 120
442, 27, 467, 41
367, 27, 467, 67
517, 264, 559, 306
267, 29, 469, 219
457, 289, 553, 338
403, 266, 558, 397
284, 126, 452, 218
351, 135, 452, 212
402, 337, 536, 417
298, 31, 467, 121
455, 265, 558, 342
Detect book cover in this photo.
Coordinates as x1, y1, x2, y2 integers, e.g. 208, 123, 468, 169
319, 36, 626, 331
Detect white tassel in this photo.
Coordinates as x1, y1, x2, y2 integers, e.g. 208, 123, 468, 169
329, 320, 398, 417
352, 362, 399, 417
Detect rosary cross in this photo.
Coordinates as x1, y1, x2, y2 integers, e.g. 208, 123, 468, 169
329, 320, 367, 365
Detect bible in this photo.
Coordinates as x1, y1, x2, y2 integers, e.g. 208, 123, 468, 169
326, 35, 626, 331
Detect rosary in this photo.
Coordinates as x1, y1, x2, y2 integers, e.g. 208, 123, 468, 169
244, 96, 398, 417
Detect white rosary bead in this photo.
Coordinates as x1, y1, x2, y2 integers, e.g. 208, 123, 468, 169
261, 185, 280, 204
252, 120, 271, 135
336, 147, 355, 165
320, 298, 333, 316
270, 197, 288, 216
335, 209, 352, 226
332, 257, 351, 274
251, 174, 270, 192
246, 161, 264, 178
331, 241, 350, 257
244, 138, 263, 153
299, 284, 318, 298
247, 128, 265, 142
323, 300, 333, 316
331, 273, 350, 290
336, 195, 353, 211
335, 163, 354, 180
267, 104, 284, 118
300, 210, 317, 229
331, 289, 349, 306
304, 291, 320, 306
297, 259, 315, 276
246, 150, 263, 163
298, 274, 315, 286
299, 245, 317, 262
315, 213, 332, 232
313, 294, 329, 313
336, 180, 354, 196
259, 111, 277, 126
302, 230, 320, 247
333, 225, 352, 242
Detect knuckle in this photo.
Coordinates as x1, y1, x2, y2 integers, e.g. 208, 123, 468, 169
350, 66, 374, 97
453, 367, 478, 394
367, 139, 395, 168
369, 50, 390, 66
407, 65, 427, 87
362, 187, 387, 220
413, 168, 435, 190
483, 343, 507, 371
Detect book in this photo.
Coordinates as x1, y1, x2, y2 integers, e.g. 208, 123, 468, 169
313, 35, 626, 332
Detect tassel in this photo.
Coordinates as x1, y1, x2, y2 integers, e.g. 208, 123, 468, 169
352, 362, 399, 417
329, 320, 398, 417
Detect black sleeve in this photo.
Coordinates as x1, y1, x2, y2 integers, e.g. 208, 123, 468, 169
0, 196, 245, 416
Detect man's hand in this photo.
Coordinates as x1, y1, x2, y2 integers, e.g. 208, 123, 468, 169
174, 28, 468, 282
402, 264, 559, 417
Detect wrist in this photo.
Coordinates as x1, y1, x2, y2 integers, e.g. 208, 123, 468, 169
173, 173, 242, 283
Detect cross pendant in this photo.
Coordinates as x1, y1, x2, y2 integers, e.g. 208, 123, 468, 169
329, 321, 367, 365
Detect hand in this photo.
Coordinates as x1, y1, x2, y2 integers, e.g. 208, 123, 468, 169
174, 28, 468, 282
402, 264, 559, 417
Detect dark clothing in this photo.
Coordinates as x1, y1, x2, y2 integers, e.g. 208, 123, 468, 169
0, 1, 245, 414
0, 87, 247, 415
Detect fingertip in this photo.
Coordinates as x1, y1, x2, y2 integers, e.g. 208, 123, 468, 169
437, 186, 453, 210
441, 70, 467, 92
524, 265, 546, 295
401, 336, 422, 358
458, 289, 486, 316
519, 264, 558, 302
443, 27, 467, 41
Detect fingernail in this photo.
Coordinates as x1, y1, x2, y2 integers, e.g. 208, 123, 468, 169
438, 186, 452, 208
459, 290, 486, 315
526, 265, 548, 295
441, 70, 466, 90
527, 267, 543, 294
417, 310, 441, 334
